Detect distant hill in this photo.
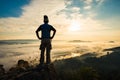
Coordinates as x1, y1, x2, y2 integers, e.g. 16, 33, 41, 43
54, 46, 120, 80
69, 40, 91, 43
103, 46, 120, 52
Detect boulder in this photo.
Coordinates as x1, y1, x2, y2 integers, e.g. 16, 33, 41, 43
0, 64, 5, 75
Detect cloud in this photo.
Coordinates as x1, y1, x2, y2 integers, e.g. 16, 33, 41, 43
0, 0, 68, 39
72, 7, 80, 12
96, 0, 105, 5
0, 0, 119, 41
0, 0, 31, 18
64, 0, 72, 5
0, 0, 105, 34
84, 5, 91, 9
84, 0, 93, 4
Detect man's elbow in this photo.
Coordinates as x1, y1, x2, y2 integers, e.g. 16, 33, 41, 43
54, 29, 56, 33
36, 30, 38, 33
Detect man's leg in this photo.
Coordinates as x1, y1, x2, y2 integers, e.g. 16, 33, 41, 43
46, 48, 51, 64
40, 49, 45, 64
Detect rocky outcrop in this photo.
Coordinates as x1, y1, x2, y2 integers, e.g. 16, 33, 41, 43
0, 60, 58, 80
0, 64, 5, 76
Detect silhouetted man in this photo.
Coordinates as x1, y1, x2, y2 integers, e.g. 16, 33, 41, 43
36, 15, 56, 65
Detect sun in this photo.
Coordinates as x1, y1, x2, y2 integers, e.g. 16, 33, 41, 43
69, 20, 81, 31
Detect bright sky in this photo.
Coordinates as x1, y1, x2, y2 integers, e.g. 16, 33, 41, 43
0, 0, 120, 41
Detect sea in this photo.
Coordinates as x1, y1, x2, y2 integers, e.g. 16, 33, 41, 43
0, 39, 120, 70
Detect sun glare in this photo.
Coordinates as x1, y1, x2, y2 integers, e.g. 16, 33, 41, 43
69, 20, 81, 31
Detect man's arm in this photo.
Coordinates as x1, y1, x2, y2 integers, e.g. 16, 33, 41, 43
36, 27, 42, 40
50, 27, 56, 39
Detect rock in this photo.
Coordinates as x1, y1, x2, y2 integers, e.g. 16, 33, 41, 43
0, 64, 5, 76
45, 63, 58, 80
23, 61, 29, 68
0, 60, 58, 80
17, 60, 29, 68
16, 59, 30, 72
15, 63, 58, 80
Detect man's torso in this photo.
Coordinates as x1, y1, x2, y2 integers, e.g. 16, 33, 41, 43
40, 23, 52, 39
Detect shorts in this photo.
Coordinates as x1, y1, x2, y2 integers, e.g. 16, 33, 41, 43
40, 39, 52, 50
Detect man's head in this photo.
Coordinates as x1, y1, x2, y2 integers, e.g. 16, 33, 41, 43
44, 15, 49, 23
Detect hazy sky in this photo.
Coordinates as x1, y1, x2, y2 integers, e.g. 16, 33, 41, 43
0, 0, 120, 41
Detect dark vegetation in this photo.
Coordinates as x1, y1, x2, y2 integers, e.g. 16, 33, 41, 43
0, 46, 120, 80
54, 46, 120, 80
